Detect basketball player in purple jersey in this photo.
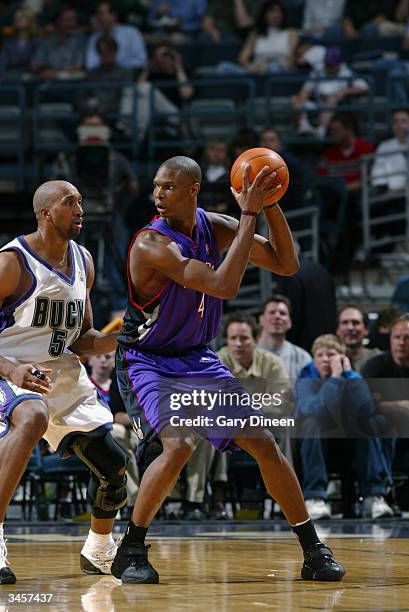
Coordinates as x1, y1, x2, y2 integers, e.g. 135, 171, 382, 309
113, 157, 345, 583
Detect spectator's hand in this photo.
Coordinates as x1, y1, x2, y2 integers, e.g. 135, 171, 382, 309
330, 354, 344, 377
211, 29, 222, 43
172, 49, 183, 67
325, 94, 341, 108
340, 355, 352, 372
342, 19, 357, 37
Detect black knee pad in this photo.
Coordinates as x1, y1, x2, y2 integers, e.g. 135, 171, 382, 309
72, 432, 128, 519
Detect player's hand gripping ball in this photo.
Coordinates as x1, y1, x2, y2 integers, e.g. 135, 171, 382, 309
230, 147, 289, 206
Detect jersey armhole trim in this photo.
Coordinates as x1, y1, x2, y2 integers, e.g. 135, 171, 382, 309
75, 243, 88, 278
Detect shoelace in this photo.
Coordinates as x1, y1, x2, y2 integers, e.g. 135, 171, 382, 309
0, 538, 10, 568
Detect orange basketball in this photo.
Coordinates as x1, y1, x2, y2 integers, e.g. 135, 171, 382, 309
230, 147, 289, 205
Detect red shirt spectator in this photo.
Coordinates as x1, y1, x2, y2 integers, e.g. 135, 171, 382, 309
318, 113, 374, 189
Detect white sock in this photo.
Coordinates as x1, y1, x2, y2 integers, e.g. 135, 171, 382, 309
0, 522, 4, 539
86, 530, 114, 549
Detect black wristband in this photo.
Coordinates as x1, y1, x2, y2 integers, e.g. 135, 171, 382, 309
240, 210, 258, 217
263, 203, 278, 210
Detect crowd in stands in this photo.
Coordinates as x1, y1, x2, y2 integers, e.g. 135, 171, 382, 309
4, 2, 409, 521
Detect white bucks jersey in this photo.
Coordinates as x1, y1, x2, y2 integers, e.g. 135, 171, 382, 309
0, 236, 87, 364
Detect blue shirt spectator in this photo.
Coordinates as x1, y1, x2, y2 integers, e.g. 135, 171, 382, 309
85, 1, 147, 71
147, 0, 208, 34
295, 334, 394, 521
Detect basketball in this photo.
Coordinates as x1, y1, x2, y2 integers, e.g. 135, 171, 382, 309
230, 147, 289, 205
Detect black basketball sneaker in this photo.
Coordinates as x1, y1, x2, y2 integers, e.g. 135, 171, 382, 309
0, 538, 16, 584
301, 543, 345, 581
111, 541, 159, 584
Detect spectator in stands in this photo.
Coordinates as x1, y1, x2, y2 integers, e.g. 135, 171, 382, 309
336, 306, 381, 373
292, 46, 369, 138
369, 308, 403, 351
257, 294, 311, 378
342, 0, 405, 37
52, 112, 138, 310
32, 5, 85, 79
231, 128, 259, 158
302, 0, 345, 38
218, 0, 298, 75
139, 44, 194, 108
318, 113, 374, 192
132, 44, 193, 142
201, 0, 256, 43
0, 5, 38, 80
88, 352, 139, 519
259, 127, 307, 210
371, 108, 409, 195
296, 334, 394, 520
318, 113, 374, 259
85, 1, 147, 72
294, 37, 326, 73
274, 242, 337, 352
147, 0, 207, 42
199, 139, 237, 216
86, 35, 133, 115
362, 315, 409, 411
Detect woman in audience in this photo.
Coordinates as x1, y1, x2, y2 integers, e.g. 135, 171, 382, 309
0, 5, 38, 80
218, 1, 298, 75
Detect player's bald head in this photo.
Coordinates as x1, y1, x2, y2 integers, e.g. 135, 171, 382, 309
33, 180, 79, 219
159, 156, 202, 184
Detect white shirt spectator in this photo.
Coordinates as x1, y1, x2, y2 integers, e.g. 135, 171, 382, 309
303, 0, 345, 31
85, 24, 147, 71
371, 137, 408, 191
257, 339, 311, 379
304, 63, 368, 101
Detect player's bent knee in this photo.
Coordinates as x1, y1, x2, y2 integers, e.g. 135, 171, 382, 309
161, 436, 194, 466
12, 399, 49, 438
72, 432, 128, 519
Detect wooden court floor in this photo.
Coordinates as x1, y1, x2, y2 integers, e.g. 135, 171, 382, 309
1, 522, 409, 611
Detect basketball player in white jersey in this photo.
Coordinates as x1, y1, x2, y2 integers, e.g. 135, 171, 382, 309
0, 180, 128, 584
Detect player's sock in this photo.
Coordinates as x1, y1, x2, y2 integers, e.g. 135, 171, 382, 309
291, 518, 321, 552
80, 530, 117, 575
86, 529, 115, 548
121, 521, 148, 546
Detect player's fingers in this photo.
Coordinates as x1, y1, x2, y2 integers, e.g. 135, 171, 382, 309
263, 184, 282, 197
26, 378, 52, 393
242, 164, 250, 193
31, 365, 52, 384
251, 165, 271, 189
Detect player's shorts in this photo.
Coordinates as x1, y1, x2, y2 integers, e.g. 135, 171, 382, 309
116, 344, 256, 465
0, 352, 113, 455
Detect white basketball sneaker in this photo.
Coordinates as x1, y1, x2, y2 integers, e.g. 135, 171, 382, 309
362, 496, 394, 519
0, 536, 16, 584
305, 498, 332, 520
80, 537, 118, 575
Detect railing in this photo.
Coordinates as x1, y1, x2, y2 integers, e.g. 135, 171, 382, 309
360, 146, 409, 254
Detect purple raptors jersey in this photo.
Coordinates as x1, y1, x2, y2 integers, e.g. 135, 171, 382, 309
118, 207, 223, 354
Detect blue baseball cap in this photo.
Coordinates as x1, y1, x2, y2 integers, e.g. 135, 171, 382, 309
325, 46, 344, 65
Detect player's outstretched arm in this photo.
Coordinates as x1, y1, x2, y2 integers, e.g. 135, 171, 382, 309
0, 252, 52, 393
69, 248, 119, 357
209, 202, 299, 276
134, 165, 282, 300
